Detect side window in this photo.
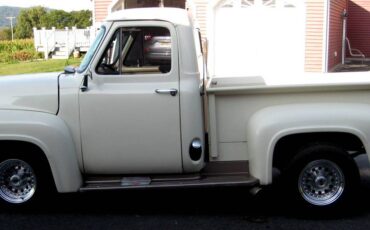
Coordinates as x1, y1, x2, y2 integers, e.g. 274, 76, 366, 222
96, 26, 172, 75
96, 30, 121, 75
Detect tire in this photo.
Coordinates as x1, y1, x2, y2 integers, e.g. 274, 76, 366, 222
284, 144, 360, 211
0, 151, 55, 207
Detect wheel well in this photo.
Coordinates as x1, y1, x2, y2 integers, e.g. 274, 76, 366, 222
0, 140, 56, 189
273, 132, 365, 171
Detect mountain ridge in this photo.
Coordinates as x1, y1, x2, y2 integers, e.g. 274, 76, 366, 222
0, 6, 23, 28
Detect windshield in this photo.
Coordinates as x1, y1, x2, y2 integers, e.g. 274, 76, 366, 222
78, 26, 106, 73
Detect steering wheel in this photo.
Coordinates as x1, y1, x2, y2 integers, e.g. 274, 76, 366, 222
99, 63, 117, 74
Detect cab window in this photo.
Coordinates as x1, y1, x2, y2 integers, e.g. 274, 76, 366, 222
96, 27, 172, 75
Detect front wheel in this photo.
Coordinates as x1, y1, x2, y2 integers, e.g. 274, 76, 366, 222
0, 159, 37, 204
285, 144, 360, 210
0, 150, 55, 207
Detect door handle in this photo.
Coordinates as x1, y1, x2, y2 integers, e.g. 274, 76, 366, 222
155, 89, 178, 96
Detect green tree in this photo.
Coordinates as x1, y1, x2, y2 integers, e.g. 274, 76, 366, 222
71, 10, 92, 28
43, 10, 73, 29
42, 10, 92, 29
0, 28, 12, 40
14, 6, 47, 39
14, 7, 92, 39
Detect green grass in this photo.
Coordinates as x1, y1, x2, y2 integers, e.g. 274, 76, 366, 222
0, 58, 82, 76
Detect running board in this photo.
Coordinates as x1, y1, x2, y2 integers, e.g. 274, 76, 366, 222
80, 173, 258, 192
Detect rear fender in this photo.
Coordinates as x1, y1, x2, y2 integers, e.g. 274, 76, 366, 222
247, 103, 370, 185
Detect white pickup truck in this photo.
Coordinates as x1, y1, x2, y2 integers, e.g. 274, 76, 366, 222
1, 8, 370, 210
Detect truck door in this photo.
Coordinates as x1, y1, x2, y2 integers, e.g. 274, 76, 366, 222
79, 21, 182, 174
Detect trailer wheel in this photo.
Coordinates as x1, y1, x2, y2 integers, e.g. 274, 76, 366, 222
285, 144, 360, 210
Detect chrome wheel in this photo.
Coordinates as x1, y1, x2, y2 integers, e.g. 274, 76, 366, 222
298, 159, 345, 206
0, 159, 37, 204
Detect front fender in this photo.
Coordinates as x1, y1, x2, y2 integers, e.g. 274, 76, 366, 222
0, 110, 83, 192
246, 103, 370, 185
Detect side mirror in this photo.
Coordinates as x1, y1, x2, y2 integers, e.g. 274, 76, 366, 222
81, 74, 89, 92
64, 66, 76, 74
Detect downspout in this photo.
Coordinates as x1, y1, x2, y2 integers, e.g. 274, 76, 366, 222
342, 9, 348, 65
92, 0, 96, 29
324, 0, 330, 72
159, 0, 164, 7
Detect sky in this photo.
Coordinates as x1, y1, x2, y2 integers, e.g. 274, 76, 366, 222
0, 0, 93, 12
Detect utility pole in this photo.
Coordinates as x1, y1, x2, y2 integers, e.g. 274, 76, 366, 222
6, 16, 15, 41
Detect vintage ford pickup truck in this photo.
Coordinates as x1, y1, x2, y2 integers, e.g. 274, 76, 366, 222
1, 8, 370, 210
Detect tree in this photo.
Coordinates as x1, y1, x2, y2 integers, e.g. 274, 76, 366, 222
42, 9, 92, 29
14, 6, 92, 39
71, 10, 92, 28
0, 28, 11, 40
43, 10, 73, 29
14, 6, 47, 39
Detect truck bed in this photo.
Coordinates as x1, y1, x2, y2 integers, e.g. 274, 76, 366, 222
206, 72, 370, 162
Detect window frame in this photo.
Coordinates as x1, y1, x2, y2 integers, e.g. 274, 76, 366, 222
92, 21, 175, 79
78, 25, 107, 74
95, 28, 122, 75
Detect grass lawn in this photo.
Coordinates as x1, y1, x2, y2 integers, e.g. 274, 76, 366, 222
0, 58, 82, 76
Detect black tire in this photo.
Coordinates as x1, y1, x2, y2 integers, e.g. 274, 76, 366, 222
0, 150, 55, 208
284, 143, 360, 211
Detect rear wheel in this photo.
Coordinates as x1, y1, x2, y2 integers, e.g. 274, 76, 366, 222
285, 144, 360, 210
298, 159, 345, 206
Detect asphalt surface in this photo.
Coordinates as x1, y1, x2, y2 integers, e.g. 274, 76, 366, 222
2, 155, 370, 230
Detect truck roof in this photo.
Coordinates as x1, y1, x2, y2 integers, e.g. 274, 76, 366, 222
106, 8, 192, 26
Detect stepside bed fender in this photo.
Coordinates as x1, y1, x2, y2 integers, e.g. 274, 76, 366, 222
246, 103, 370, 185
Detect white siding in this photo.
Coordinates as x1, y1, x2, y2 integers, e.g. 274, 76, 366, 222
192, 0, 208, 37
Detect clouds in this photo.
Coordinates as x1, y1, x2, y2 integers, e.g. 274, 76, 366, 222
0, 0, 92, 12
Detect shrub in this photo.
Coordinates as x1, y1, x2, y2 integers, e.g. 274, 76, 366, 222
0, 52, 11, 63
11, 50, 35, 61
0, 39, 41, 63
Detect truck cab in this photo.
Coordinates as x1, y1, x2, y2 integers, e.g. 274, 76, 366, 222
76, 8, 206, 175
